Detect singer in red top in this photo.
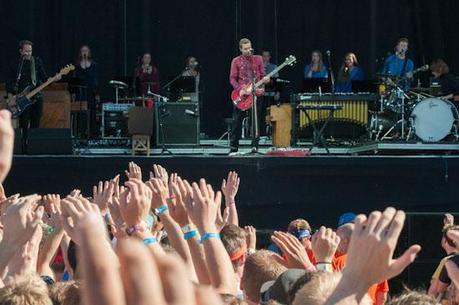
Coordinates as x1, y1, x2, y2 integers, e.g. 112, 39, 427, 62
229, 38, 269, 153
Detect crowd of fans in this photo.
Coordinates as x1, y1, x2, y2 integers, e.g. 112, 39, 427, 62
0, 108, 457, 305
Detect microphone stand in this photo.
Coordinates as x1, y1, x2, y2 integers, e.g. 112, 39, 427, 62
326, 51, 335, 94
162, 68, 189, 91
147, 90, 172, 154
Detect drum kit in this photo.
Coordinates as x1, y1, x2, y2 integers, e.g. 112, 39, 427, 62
369, 73, 458, 142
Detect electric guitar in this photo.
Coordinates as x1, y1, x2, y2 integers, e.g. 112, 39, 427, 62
7, 64, 75, 118
231, 55, 296, 111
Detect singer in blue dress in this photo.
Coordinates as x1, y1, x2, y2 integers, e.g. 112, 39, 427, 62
304, 50, 328, 79
335, 53, 364, 93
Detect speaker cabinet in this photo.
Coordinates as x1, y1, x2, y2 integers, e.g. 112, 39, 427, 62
155, 102, 199, 146
27, 128, 73, 155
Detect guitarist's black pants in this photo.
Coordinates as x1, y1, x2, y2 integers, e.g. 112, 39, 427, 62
19, 97, 43, 146
230, 97, 262, 150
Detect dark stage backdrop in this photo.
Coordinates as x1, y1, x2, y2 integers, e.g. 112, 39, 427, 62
0, 0, 458, 136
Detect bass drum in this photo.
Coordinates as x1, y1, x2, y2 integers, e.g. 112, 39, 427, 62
410, 98, 458, 142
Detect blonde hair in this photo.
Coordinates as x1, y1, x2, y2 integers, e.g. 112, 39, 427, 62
242, 250, 287, 303
0, 274, 52, 305
49, 281, 80, 305
287, 219, 311, 232
221, 225, 247, 270
239, 38, 251, 47
387, 290, 439, 305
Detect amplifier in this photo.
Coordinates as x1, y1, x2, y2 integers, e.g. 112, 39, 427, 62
101, 103, 134, 138
155, 102, 199, 146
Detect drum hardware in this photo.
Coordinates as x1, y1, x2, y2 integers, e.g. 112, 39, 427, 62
109, 80, 128, 104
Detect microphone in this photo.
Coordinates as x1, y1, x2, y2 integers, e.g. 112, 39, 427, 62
326, 50, 331, 57
275, 78, 291, 83
185, 109, 199, 117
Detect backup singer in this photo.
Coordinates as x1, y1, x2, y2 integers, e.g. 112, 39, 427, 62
430, 59, 459, 102
304, 50, 328, 79
74, 45, 99, 137
229, 38, 269, 153
382, 37, 414, 89
335, 52, 364, 93
134, 53, 160, 96
182, 56, 201, 98
6, 40, 48, 143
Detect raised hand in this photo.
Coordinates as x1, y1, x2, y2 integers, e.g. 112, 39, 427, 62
93, 179, 116, 214
150, 164, 169, 186
2, 194, 44, 248
42, 194, 63, 233
343, 208, 421, 290
245, 225, 257, 250
119, 179, 152, 228
0, 110, 14, 184
145, 177, 169, 210
168, 176, 191, 227
311, 226, 340, 263
215, 203, 229, 232
444, 213, 455, 227
271, 231, 315, 271
221, 171, 240, 204
188, 179, 221, 233
125, 161, 142, 180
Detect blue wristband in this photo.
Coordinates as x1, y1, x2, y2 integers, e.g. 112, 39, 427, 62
154, 204, 169, 216
200, 233, 220, 243
184, 230, 198, 240
143, 237, 157, 245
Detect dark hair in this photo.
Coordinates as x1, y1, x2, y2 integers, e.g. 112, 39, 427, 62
397, 37, 409, 45
19, 40, 33, 49
78, 45, 92, 62
67, 240, 78, 273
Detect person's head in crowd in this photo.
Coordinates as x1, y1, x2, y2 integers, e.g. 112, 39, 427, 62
336, 223, 354, 256
292, 271, 372, 305
287, 272, 315, 305
441, 224, 459, 254
259, 269, 307, 305
49, 281, 80, 305
0, 274, 52, 305
287, 219, 312, 250
386, 290, 439, 305
221, 224, 248, 275
242, 250, 287, 304
67, 240, 78, 279
337, 212, 356, 228
430, 59, 450, 78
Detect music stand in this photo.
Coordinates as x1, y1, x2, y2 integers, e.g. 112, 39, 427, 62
303, 78, 331, 93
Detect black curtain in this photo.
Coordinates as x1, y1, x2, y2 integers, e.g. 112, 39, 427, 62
0, 0, 458, 136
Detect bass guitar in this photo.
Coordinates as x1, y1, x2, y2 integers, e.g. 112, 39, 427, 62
7, 64, 75, 118
231, 55, 296, 111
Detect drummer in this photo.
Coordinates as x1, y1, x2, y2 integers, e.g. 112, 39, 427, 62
430, 59, 459, 102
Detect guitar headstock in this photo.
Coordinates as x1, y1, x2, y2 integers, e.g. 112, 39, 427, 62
284, 55, 297, 66
59, 64, 75, 76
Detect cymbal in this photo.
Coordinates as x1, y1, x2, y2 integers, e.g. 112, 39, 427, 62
119, 97, 151, 101
410, 87, 430, 92
109, 80, 128, 90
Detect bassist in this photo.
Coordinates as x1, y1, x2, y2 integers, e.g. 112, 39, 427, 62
229, 38, 269, 153
6, 40, 48, 144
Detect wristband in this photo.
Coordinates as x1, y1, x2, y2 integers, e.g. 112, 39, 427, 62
104, 212, 111, 220
316, 262, 333, 272
154, 204, 169, 216
143, 237, 157, 245
181, 224, 196, 234
125, 222, 147, 236
200, 232, 220, 243
184, 230, 198, 240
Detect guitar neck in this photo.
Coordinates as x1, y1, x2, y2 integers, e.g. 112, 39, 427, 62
25, 77, 55, 99
254, 61, 290, 88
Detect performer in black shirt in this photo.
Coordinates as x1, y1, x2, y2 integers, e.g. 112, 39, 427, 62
430, 59, 459, 101
6, 40, 48, 143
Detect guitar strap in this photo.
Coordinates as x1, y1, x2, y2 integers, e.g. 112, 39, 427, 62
30, 56, 37, 86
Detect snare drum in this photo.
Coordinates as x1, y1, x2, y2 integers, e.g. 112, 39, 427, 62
410, 98, 458, 142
